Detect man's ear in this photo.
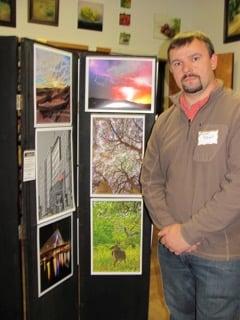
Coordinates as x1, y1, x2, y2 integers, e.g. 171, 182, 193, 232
169, 63, 174, 74
210, 53, 218, 71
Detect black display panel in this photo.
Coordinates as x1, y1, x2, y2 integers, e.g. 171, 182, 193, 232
78, 53, 156, 320
0, 36, 22, 320
21, 38, 79, 320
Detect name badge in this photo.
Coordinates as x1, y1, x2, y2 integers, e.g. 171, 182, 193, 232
198, 130, 218, 145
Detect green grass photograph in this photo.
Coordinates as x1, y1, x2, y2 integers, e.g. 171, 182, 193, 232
91, 199, 143, 274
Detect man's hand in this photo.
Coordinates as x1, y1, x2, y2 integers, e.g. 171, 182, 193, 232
158, 224, 199, 255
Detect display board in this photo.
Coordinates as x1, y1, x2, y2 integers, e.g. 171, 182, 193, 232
78, 53, 157, 320
21, 38, 79, 320
0, 36, 22, 320
14, 39, 164, 319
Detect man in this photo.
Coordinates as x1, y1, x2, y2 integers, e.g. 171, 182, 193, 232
140, 31, 240, 320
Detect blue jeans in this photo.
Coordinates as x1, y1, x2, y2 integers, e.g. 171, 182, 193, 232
158, 243, 240, 320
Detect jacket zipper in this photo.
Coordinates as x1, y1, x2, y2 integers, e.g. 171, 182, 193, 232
187, 119, 191, 139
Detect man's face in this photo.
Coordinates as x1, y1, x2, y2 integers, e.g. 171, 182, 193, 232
169, 39, 217, 95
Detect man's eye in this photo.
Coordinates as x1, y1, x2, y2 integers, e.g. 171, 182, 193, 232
172, 61, 181, 68
192, 56, 200, 62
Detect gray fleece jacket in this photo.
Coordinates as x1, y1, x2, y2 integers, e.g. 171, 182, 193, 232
141, 82, 240, 260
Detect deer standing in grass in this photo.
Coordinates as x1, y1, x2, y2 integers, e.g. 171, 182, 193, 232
110, 244, 126, 266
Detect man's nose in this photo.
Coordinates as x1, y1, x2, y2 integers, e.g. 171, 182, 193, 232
182, 61, 192, 74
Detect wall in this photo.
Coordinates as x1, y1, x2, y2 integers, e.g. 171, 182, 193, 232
0, 0, 196, 55
0, 0, 239, 91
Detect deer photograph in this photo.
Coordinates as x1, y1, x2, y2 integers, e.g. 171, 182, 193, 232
91, 199, 143, 274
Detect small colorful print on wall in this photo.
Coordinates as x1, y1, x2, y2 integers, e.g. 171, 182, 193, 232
90, 114, 145, 197
119, 32, 131, 45
91, 198, 143, 275
37, 213, 73, 297
34, 43, 72, 127
85, 56, 156, 113
120, 0, 131, 9
78, 1, 103, 31
153, 14, 181, 39
119, 13, 131, 26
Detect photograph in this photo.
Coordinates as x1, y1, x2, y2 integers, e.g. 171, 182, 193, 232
78, 1, 103, 31
37, 213, 73, 296
36, 127, 75, 223
28, 0, 59, 26
0, 0, 16, 27
119, 32, 131, 45
120, 0, 131, 9
85, 56, 156, 113
34, 43, 72, 127
153, 14, 181, 39
90, 114, 145, 197
91, 198, 143, 275
224, 0, 240, 42
119, 13, 131, 26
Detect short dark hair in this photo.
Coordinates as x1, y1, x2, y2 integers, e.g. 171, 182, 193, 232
167, 31, 215, 61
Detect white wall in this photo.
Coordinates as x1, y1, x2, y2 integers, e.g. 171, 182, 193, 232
0, 0, 239, 91
0, 0, 196, 55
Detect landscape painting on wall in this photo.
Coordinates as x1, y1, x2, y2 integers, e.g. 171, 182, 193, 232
85, 56, 156, 113
78, 1, 103, 31
37, 213, 73, 296
90, 114, 145, 197
0, 0, 16, 27
36, 127, 75, 223
28, 0, 59, 26
224, 0, 240, 42
34, 43, 72, 126
91, 198, 143, 275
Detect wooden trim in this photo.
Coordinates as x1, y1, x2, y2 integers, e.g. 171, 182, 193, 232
39, 40, 89, 52
96, 47, 111, 53
36, 40, 112, 54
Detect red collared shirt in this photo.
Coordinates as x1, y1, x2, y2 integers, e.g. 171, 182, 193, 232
179, 94, 209, 121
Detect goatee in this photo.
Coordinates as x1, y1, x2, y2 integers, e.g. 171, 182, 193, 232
181, 74, 203, 94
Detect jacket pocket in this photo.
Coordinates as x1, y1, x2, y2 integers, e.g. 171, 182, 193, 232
193, 124, 228, 162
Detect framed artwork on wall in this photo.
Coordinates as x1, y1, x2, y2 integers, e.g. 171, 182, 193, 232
0, 0, 16, 27
78, 1, 103, 31
120, 0, 131, 9
28, 0, 59, 26
153, 14, 181, 39
119, 13, 131, 26
224, 0, 240, 43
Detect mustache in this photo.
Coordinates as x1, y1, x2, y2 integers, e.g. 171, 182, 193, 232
181, 73, 199, 81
